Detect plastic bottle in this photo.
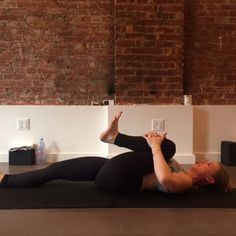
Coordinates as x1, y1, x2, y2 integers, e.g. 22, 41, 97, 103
36, 138, 46, 165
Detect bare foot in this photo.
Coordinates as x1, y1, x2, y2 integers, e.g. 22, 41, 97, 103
100, 111, 123, 144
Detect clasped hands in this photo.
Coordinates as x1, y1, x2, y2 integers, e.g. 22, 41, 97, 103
143, 131, 167, 151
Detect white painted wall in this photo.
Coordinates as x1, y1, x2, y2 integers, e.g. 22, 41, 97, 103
0, 105, 236, 163
107, 105, 194, 164
0, 106, 108, 162
2, 105, 234, 164
0, 105, 194, 164
194, 105, 236, 162
0, 105, 195, 164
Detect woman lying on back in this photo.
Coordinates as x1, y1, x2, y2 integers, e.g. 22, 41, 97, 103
0, 112, 231, 193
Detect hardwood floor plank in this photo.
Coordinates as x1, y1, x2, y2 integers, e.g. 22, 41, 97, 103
0, 208, 236, 236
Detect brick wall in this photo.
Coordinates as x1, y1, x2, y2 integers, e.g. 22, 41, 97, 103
0, 0, 114, 105
115, 0, 184, 104
184, 0, 236, 105
0, 0, 235, 105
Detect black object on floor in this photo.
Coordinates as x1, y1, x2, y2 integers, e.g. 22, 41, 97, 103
221, 141, 236, 166
0, 180, 235, 209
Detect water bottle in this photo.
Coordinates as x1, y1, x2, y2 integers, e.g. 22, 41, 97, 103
37, 138, 46, 165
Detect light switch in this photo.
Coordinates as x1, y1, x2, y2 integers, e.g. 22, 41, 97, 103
16, 118, 30, 130
152, 119, 164, 131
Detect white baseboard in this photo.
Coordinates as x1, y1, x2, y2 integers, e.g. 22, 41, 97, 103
0, 153, 9, 163
194, 152, 221, 162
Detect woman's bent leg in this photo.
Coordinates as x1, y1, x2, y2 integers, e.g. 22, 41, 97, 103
115, 133, 176, 161
114, 133, 151, 152
0, 157, 108, 188
100, 111, 176, 161
95, 152, 153, 193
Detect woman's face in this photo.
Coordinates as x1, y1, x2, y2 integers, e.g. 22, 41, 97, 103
190, 161, 220, 178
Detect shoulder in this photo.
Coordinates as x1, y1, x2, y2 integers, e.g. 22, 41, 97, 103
161, 172, 193, 193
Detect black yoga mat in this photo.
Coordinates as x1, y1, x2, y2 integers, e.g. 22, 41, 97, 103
0, 180, 235, 209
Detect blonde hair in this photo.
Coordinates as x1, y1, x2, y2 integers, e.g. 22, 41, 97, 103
209, 163, 232, 193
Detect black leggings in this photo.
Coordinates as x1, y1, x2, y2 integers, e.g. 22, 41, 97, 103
0, 134, 176, 193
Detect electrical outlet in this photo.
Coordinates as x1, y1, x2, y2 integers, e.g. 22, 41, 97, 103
152, 119, 164, 131
16, 118, 30, 130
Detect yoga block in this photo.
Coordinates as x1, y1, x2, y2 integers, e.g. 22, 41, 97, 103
221, 141, 236, 166
9, 147, 36, 165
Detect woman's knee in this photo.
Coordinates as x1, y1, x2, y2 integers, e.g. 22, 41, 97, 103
94, 152, 149, 193
161, 139, 176, 161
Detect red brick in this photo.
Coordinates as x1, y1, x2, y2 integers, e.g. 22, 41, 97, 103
0, 0, 235, 105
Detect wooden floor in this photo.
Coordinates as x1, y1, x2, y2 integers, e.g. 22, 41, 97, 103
0, 163, 236, 236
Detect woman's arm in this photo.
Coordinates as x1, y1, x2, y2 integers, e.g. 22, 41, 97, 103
145, 133, 192, 193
